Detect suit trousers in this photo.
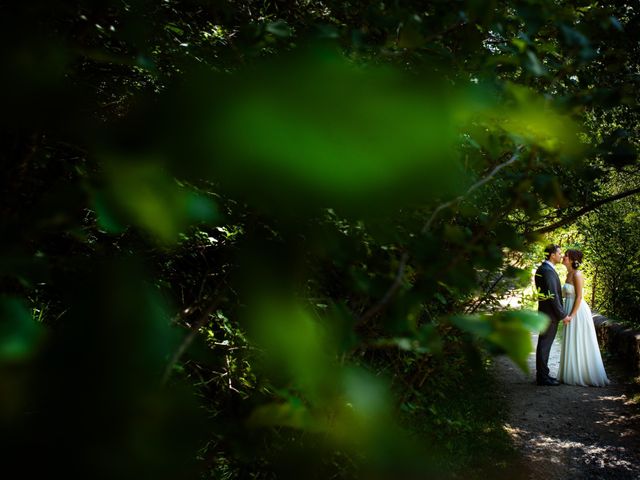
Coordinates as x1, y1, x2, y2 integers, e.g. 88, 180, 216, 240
536, 317, 559, 380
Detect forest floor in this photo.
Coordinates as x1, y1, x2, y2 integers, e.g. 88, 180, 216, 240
495, 332, 640, 479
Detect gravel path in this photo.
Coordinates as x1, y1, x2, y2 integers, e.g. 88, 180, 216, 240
495, 332, 640, 479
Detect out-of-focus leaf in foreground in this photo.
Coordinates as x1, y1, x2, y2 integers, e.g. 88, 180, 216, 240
456, 82, 583, 158
245, 299, 425, 471
249, 301, 334, 401
154, 49, 467, 214
1, 261, 207, 479
499, 83, 582, 155
94, 156, 219, 243
452, 310, 550, 372
0, 297, 43, 362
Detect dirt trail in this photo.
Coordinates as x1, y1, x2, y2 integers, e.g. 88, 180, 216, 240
495, 333, 640, 479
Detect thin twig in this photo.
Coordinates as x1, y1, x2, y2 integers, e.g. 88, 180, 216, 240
421, 147, 523, 235
225, 355, 242, 394
162, 299, 219, 386
358, 251, 409, 324
358, 147, 523, 324
466, 252, 525, 314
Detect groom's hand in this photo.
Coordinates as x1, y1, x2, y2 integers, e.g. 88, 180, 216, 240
562, 316, 571, 325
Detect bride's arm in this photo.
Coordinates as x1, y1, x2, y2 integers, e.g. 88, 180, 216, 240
568, 272, 584, 319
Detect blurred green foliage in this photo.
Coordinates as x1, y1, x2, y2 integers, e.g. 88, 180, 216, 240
1, 0, 639, 478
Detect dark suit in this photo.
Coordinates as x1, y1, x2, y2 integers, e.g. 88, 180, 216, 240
534, 261, 565, 380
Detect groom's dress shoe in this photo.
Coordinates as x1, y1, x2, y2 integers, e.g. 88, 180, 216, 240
537, 377, 560, 386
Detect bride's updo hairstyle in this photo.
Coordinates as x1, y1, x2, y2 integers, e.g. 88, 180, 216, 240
566, 249, 584, 270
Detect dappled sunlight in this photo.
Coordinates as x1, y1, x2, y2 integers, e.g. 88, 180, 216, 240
504, 426, 638, 472
496, 332, 640, 478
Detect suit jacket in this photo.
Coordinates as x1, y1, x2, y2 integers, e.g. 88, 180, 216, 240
535, 262, 565, 321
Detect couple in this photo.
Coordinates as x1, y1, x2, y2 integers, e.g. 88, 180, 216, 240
534, 244, 609, 387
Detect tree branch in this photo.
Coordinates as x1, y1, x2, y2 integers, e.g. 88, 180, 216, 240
162, 299, 219, 386
466, 252, 525, 314
357, 250, 409, 324
528, 185, 640, 235
358, 147, 523, 324
421, 147, 523, 234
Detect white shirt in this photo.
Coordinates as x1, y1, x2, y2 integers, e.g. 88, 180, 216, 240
544, 260, 555, 269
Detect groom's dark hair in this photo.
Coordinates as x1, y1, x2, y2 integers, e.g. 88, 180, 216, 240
544, 244, 560, 259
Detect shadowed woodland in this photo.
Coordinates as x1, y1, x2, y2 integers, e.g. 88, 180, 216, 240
1, 1, 640, 479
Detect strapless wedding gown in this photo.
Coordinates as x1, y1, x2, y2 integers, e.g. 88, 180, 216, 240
558, 283, 609, 387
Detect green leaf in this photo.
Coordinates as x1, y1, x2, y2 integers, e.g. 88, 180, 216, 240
609, 16, 623, 32
451, 315, 492, 337
452, 311, 549, 373
487, 328, 530, 371
207, 51, 464, 211
249, 301, 333, 400
489, 311, 549, 372
165, 23, 184, 35
501, 310, 549, 332
265, 20, 292, 38
525, 50, 547, 76
443, 225, 469, 244
246, 401, 320, 431
135, 54, 156, 71
0, 297, 44, 361
417, 323, 443, 354
95, 158, 219, 244
342, 367, 390, 418
434, 292, 448, 305
511, 38, 527, 53
94, 190, 128, 234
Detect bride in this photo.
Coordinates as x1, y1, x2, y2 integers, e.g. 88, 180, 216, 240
558, 249, 609, 387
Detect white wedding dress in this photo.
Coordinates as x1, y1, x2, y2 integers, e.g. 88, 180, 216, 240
558, 283, 609, 387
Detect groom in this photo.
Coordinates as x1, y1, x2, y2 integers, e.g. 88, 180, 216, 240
535, 244, 571, 386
